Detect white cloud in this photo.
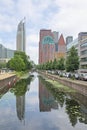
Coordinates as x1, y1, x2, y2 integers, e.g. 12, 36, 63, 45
27, 34, 39, 47
26, 46, 38, 64
0, 38, 3, 43
0, 0, 87, 63
49, 0, 87, 38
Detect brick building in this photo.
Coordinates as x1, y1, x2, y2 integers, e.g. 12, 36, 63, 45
39, 29, 66, 64
39, 29, 55, 64
54, 34, 66, 60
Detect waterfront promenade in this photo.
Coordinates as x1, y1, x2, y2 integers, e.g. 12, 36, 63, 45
38, 71, 87, 96
0, 73, 16, 81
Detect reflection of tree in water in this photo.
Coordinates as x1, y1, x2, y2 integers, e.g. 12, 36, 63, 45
10, 75, 34, 96
47, 86, 65, 108
39, 75, 87, 127
66, 98, 87, 126
10, 75, 34, 122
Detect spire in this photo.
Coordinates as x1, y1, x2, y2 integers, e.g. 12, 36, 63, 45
58, 34, 65, 45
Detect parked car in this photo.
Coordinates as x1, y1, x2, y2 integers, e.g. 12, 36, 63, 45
82, 73, 87, 80
79, 73, 87, 81
66, 72, 71, 78
74, 73, 79, 80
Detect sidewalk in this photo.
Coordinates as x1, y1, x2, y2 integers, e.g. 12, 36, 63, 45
0, 73, 16, 80
38, 71, 87, 96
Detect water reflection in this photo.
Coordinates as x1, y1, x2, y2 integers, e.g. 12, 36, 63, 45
0, 73, 87, 130
16, 95, 25, 122
10, 75, 34, 122
10, 76, 34, 96
39, 77, 58, 112
66, 98, 87, 126
39, 75, 87, 127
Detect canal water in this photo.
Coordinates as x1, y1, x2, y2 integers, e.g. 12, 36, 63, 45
0, 72, 87, 130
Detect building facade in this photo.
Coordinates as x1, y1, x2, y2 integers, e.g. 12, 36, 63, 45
0, 44, 14, 63
66, 32, 87, 72
54, 34, 66, 60
78, 32, 87, 72
39, 29, 66, 64
16, 19, 26, 53
66, 38, 79, 56
66, 36, 73, 45
39, 29, 55, 64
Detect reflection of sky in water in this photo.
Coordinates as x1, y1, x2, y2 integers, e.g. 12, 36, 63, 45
0, 73, 87, 130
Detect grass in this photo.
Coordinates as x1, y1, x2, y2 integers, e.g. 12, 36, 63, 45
15, 71, 29, 79
45, 79, 76, 92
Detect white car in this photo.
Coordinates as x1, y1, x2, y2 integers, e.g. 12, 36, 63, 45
79, 73, 87, 80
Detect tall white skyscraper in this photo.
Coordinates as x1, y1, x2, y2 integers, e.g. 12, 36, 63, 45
16, 18, 26, 52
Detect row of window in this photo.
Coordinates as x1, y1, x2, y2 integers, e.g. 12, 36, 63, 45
81, 65, 87, 69
80, 42, 87, 48
81, 57, 87, 62
81, 50, 87, 55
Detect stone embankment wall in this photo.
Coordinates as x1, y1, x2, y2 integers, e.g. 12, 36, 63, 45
0, 74, 17, 88
39, 71, 87, 96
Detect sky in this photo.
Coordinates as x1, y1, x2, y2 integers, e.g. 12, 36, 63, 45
0, 0, 87, 64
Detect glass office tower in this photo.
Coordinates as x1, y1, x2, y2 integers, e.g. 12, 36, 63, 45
16, 18, 26, 53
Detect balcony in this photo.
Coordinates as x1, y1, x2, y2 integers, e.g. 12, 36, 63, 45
80, 46, 87, 51
80, 54, 87, 58
80, 61, 87, 65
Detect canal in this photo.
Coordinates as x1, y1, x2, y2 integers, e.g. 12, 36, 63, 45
0, 72, 87, 130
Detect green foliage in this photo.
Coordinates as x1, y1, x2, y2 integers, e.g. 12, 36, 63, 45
10, 76, 33, 96
39, 76, 87, 126
57, 57, 65, 70
7, 51, 33, 71
37, 58, 65, 71
66, 46, 79, 72
52, 58, 57, 70
0, 62, 6, 69
8, 55, 25, 71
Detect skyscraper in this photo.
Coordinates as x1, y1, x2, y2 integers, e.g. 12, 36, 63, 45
16, 18, 26, 52
39, 29, 55, 64
66, 36, 73, 45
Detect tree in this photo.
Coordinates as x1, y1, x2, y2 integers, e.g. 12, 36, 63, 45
8, 55, 25, 71
57, 58, 65, 70
52, 58, 57, 70
7, 51, 33, 71
14, 51, 30, 70
0, 62, 6, 69
66, 46, 79, 72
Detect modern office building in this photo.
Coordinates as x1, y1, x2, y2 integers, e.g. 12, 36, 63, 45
78, 32, 87, 71
16, 18, 26, 53
66, 38, 79, 54
66, 36, 73, 45
39, 29, 55, 64
0, 44, 14, 63
66, 32, 87, 72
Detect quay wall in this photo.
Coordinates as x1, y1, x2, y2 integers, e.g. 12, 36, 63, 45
39, 71, 87, 96
0, 73, 17, 88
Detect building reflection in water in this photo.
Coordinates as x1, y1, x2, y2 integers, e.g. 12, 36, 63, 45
39, 78, 58, 112
16, 95, 25, 122
15, 75, 34, 123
